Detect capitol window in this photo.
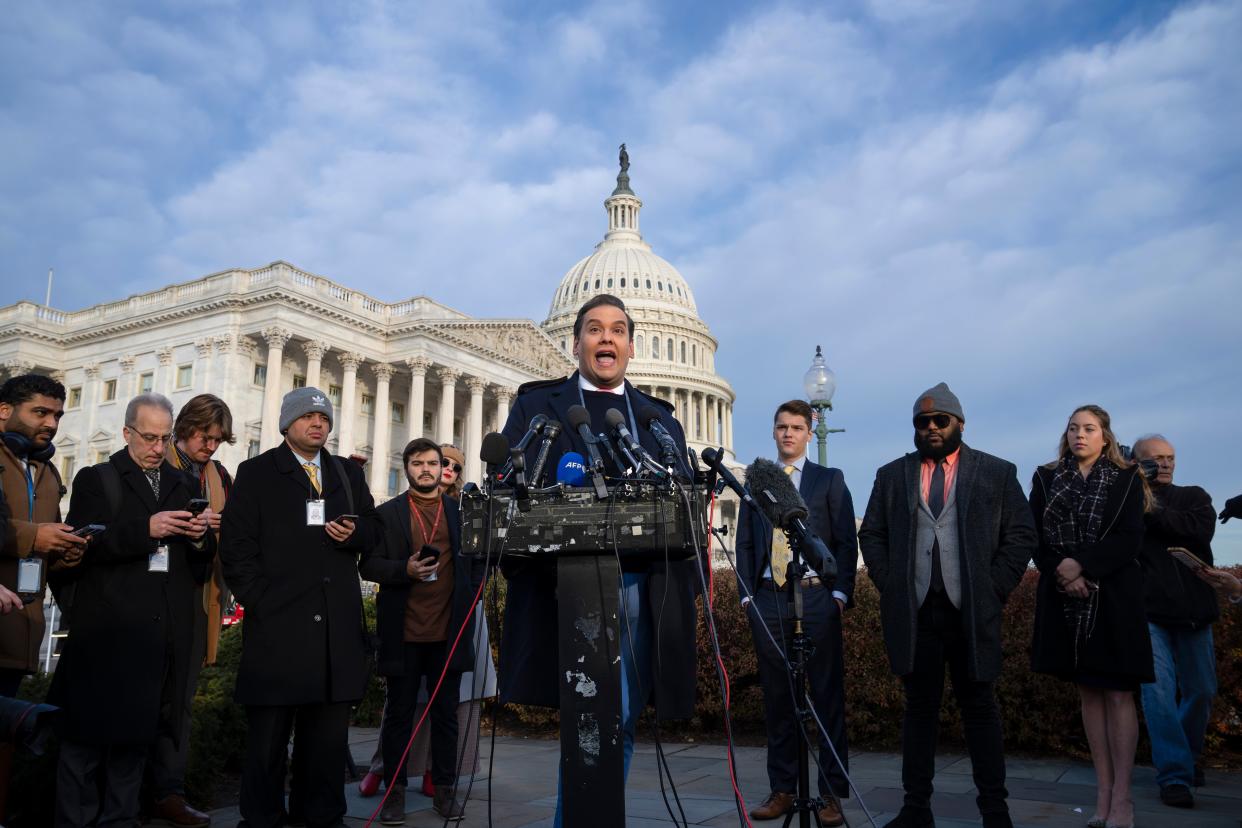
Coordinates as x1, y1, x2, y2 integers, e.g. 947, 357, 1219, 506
607, 278, 612, 287
388, 467, 401, 497
667, 338, 674, 360
176, 365, 193, 389
252, 364, 267, 387
329, 385, 343, 406
620, 278, 626, 287
657, 281, 663, 291
680, 342, 686, 363
692, 344, 697, 365
635, 335, 644, 357
392, 402, 406, 423
361, 394, 375, 416
68, 386, 82, 408
292, 374, 306, 389
594, 279, 600, 289
646, 279, 652, 289
102, 379, 117, 402
139, 372, 154, 393
652, 337, 660, 359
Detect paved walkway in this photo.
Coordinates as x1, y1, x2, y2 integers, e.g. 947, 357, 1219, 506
204, 728, 1241, 827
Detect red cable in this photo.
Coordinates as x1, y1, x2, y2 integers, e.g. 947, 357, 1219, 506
364, 571, 489, 827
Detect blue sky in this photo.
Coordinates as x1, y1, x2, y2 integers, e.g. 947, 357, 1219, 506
3, 1, 1241, 561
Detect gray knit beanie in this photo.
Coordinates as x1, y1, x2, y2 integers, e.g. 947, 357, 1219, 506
912, 382, 964, 423
280, 386, 334, 433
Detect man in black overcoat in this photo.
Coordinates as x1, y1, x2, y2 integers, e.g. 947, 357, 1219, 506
736, 399, 857, 825
858, 383, 1037, 828
497, 294, 697, 826
221, 387, 379, 828
359, 438, 484, 822
49, 393, 213, 827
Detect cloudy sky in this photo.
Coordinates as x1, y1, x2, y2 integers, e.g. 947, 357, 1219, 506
3, 1, 1240, 561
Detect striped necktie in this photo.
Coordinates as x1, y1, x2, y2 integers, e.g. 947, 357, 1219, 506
302, 463, 322, 495
769, 464, 796, 587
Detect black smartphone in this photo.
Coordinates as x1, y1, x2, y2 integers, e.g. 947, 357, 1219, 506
72, 524, 105, 538
418, 544, 439, 562
187, 498, 210, 515
335, 513, 359, 523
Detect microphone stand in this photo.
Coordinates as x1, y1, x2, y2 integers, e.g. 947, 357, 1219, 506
782, 528, 828, 828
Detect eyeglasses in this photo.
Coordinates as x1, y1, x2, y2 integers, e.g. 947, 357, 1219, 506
131, 430, 173, 446
914, 413, 953, 430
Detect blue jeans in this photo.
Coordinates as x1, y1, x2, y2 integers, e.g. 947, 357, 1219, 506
553, 572, 652, 827
1139, 623, 1216, 787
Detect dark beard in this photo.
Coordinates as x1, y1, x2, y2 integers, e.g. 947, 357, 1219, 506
914, 425, 963, 460
408, 477, 440, 495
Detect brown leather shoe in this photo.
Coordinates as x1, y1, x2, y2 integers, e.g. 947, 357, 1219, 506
433, 787, 466, 821
150, 794, 210, 827
750, 791, 794, 820
818, 798, 846, 826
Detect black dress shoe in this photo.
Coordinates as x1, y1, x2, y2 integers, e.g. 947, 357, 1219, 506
1159, 783, 1194, 808
883, 805, 935, 827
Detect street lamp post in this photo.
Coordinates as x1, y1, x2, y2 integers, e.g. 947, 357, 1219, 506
803, 345, 844, 466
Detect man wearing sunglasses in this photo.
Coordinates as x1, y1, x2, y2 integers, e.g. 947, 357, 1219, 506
859, 383, 1037, 828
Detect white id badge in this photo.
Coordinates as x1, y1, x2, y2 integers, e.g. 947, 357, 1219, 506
17, 558, 43, 593
149, 545, 170, 573
306, 499, 326, 526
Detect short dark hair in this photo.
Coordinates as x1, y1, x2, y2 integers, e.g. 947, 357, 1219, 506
774, 399, 814, 430
402, 437, 443, 466
572, 294, 635, 340
174, 394, 236, 445
0, 373, 67, 407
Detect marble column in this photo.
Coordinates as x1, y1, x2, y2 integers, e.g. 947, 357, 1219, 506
493, 387, 513, 433
726, 403, 734, 451
337, 352, 363, 456
194, 339, 213, 394
78, 363, 101, 467
303, 340, 329, 390
156, 347, 174, 396
119, 355, 137, 399
370, 363, 394, 496
465, 377, 486, 484
436, 367, 460, 446
405, 356, 430, 441
212, 335, 233, 397
259, 327, 292, 450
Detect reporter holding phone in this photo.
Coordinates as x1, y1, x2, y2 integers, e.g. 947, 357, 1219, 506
221, 387, 379, 828
48, 393, 214, 828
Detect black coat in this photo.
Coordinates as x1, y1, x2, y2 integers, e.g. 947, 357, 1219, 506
1140, 483, 1218, 629
359, 493, 483, 676
1029, 464, 1153, 683
496, 372, 699, 720
735, 460, 858, 604
220, 443, 379, 706
858, 443, 1037, 681
49, 450, 213, 746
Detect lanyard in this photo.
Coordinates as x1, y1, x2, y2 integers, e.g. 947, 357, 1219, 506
576, 383, 639, 439
407, 493, 444, 548
23, 460, 35, 518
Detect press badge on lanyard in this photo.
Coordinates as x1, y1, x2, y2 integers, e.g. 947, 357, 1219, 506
306, 499, 326, 526
17, 558, 43, 593
149, 545, 170, 573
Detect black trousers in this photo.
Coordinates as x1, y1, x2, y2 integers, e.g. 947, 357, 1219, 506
55, 741, 146, 827
749, 582, 849, 798
381, 641, 460, 788
239, 702, 352, 828
148, 603, 207, 799
901, 589, 1008, 816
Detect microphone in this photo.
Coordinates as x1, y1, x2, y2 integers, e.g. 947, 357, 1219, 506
555, 452, 588, 486
605, 408, 666, 478
509, 444, 532, 512
701, 447, 758, 511
597, 431, 628, 477
528, 420, 563, 487
638, 405, 690, 478
480, 432, 510, 493
744, 458, 835, 578
498, 413, 549, 481
566, 405, 610, 498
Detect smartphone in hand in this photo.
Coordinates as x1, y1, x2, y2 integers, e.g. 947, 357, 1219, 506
187, 498, 210, 516
72, 524, 105, 539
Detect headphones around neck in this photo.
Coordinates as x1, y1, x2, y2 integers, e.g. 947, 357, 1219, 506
1, 430, 56, 463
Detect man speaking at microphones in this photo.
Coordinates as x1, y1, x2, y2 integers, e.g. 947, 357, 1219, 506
497, 294, 697, 826
736, 400, 858, 825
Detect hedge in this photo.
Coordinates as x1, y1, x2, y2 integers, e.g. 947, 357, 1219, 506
7, 565, 1238, 821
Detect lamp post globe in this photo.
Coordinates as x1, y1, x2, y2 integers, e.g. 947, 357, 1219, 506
803, 345, 842, 465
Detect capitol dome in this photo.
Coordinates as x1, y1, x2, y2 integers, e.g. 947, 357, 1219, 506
542, 148, 737, 464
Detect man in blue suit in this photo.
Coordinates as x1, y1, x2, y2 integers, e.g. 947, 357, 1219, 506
736, 399, 857, 826
497, 294, 698, 827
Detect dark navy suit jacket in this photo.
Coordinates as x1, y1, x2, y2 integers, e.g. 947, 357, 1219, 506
735, 459, 858, 607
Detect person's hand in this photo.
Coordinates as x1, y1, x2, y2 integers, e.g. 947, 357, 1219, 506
325, 517, 355, 543
1195, 566, 1242, 601
185, 514, 209, 540
150, 511, 197, 539
406, 554, 438, 581
1056, 557, 1083, 587
1062, 576, 1091, 599
33, 523, 88, 556
201, 507, 223, 532
1220, 494, 1242, 524
0, 585, 23, 614
835, 598, 846, 615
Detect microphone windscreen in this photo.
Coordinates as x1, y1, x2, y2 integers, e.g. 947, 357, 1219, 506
604, 408, 627, 429
529, 413, 549, 433
637, 404, 662, 426
480, 432, 511, 466
543, 420, 563, 439
701, 447, 722, 468
745, 457, 809, 525
567, 404, 591, 429
556, 452, 588, 485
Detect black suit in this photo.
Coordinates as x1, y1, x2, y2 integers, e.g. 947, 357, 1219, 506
359, 493, 484, 788
220, 443, 379, 828
735, 458, 857, 798
858, 443, 1036, 821
51, 450, 213, 827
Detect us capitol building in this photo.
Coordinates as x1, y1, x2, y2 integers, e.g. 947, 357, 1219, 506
0, 156, 739, 525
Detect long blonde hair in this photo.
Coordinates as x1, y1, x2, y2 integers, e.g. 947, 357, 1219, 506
1047, 404, 1153, 510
